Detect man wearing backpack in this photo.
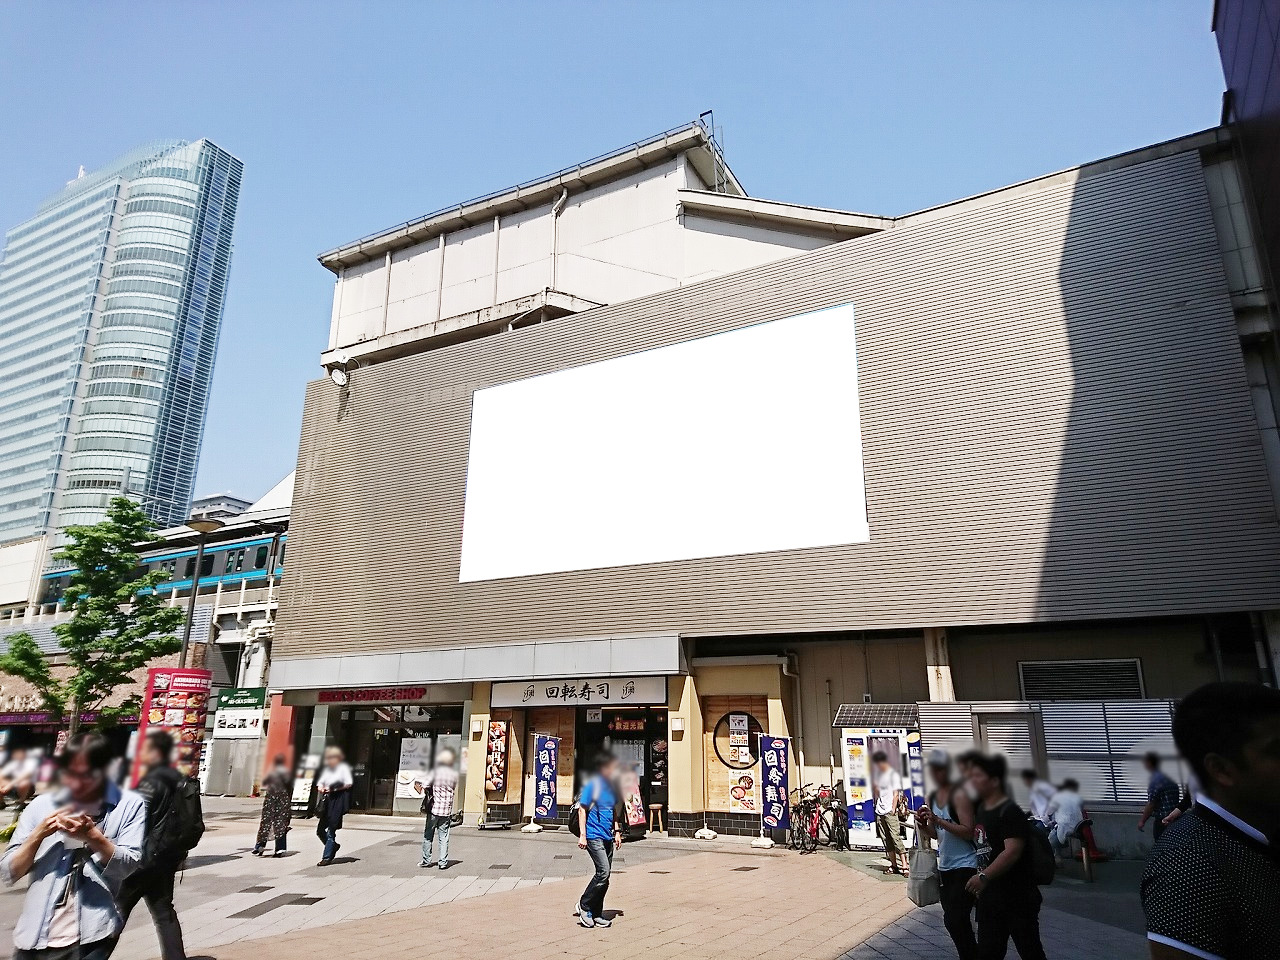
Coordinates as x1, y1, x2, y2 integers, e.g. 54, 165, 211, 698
964, 753, 1047, 960
111, 731, 203, 960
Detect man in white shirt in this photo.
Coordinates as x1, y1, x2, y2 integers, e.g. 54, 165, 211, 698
1045, 778, 1085, 861
872, 751, 908, 875
1020, 769, 1056, 825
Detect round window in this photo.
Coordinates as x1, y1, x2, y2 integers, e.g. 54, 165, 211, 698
711, 711, 764, 770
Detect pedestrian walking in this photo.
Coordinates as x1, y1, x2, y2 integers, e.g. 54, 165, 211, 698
111, 731, 203, 960
1018, 770, 1056, 827
1044, 779, 1084, 863
872, 751, 909, 875
0, 748, 39, 809
419, 747, 459, 869
575, 750, 622, 929
314, 746, 352, 866
0, 732, 146, 960
964, 753, 1047, 960
1138, 752, 1180, 842
1142, 682, 1280, 960
914, 749, 978, 960
253, 754, 292, 857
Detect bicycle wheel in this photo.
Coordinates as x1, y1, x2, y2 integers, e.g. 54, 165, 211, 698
801, 807, 821, 853
830, 806, 849, 851
818, 806, 840, 846
788, 806, 807, 850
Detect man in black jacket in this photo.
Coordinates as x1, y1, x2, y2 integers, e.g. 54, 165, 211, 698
112, 731, 187, 960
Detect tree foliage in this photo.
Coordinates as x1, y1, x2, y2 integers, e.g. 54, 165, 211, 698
0, 497, 185, 732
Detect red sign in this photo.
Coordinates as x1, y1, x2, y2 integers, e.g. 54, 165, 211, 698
317, 686, 427, 704
132, 667, 213, 784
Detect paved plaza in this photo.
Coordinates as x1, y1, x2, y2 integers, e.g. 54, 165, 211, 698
1, 799, 1147, 960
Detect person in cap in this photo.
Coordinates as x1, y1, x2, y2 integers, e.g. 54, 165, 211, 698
915, 749, 978, 960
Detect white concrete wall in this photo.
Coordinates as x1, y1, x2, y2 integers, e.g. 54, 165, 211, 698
326, 153, 845, 353
0, 537, 44, 609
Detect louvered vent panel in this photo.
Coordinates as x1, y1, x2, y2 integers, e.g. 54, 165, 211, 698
1102, 701, 1176, 755
1040, 702, 1108, 754
917, 702, 976, 755
1019, 660, 1144, 701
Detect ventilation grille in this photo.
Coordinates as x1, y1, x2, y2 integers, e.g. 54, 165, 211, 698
1019, 659, 1144, 701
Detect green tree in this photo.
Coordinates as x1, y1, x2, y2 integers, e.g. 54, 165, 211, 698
0, 497, 185, 735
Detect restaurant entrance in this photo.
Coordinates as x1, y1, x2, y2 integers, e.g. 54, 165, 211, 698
342, 704, 464, 813
575, 706, 669, 830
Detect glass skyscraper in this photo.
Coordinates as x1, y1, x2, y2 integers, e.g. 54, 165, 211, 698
0, 139, 242, 545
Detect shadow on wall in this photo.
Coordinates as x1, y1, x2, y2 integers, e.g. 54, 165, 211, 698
1036, 151, 1280, 678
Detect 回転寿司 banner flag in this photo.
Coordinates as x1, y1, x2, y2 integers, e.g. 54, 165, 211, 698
534, 734, 559, 819
759, 735, 790, 829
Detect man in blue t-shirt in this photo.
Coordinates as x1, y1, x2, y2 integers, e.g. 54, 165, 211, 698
576, 751, 622, 929
1139, 752, 1181, 842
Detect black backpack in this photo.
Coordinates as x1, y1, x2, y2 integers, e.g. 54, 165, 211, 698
145, 775, 205, 866
1024, 814, 1056, 886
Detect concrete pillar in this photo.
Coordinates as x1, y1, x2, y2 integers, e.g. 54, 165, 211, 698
665, 674, 704, 818
924, 627, 956, 701
462, 682, 491, 822
307, 703, 336, 756
261, 694, 298, 778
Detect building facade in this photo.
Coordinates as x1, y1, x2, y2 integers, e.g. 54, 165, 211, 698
271, 122, 1280, 837
0, 139, 242, 549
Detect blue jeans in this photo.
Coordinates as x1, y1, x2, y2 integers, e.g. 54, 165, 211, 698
578, 838, 614, 917
15, 940, 117, 960
420, 814, 451, 865
317, 824, 339, 861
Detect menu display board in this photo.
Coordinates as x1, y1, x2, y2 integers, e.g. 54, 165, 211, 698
133, 667, 213, 782
485, 720, 508, 793
395, 737, 434, 799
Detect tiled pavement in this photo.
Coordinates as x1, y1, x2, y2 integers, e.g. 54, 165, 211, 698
841, 902, 1147, 960
2, 798, 1149, 959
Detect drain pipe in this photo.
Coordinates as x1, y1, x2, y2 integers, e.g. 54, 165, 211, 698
549, 188, 568, 290
782, 653, 805, 775
825, 678, 836, 787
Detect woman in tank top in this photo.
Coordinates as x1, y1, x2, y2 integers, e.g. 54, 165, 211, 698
915, 749, 980, 960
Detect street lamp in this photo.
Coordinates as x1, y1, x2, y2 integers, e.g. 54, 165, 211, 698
179, 516, 225, 668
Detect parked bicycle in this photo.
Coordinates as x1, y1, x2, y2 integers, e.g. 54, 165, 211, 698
788, 783, 849, 853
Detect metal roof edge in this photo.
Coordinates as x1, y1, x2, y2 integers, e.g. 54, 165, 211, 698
317, 120, 741, 273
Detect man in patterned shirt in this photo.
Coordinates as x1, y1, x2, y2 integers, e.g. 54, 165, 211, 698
1141, 682, 1280, 960
419, 747, 459, 870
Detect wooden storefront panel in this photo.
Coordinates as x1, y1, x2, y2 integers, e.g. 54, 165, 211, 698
701, 695, 768, 813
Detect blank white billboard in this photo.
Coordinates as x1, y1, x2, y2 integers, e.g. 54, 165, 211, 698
458, 303, 869, 582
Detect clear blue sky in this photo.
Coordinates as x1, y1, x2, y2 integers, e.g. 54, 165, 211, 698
1, 1, 1224, 502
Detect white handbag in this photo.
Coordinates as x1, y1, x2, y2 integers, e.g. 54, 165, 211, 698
906, 846, 941, 907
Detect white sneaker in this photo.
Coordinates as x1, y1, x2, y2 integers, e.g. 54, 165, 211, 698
579, 911, 595, 928
593, 916, 612, 928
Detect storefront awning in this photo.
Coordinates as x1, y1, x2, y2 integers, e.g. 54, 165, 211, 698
270, 633, 683, 691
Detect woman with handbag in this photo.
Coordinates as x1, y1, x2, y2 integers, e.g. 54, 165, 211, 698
419, 747, 459, 870
915, 749, 979, 960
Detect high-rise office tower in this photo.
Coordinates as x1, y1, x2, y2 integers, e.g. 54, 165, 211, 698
0, 139, 242, 545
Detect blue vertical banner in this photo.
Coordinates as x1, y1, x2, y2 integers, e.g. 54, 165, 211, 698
906, 731, 926, 811
759, 735, 791, 829
533, 735, 559, 819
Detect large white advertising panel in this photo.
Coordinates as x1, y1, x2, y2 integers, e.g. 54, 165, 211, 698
458, 303, 868, 582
